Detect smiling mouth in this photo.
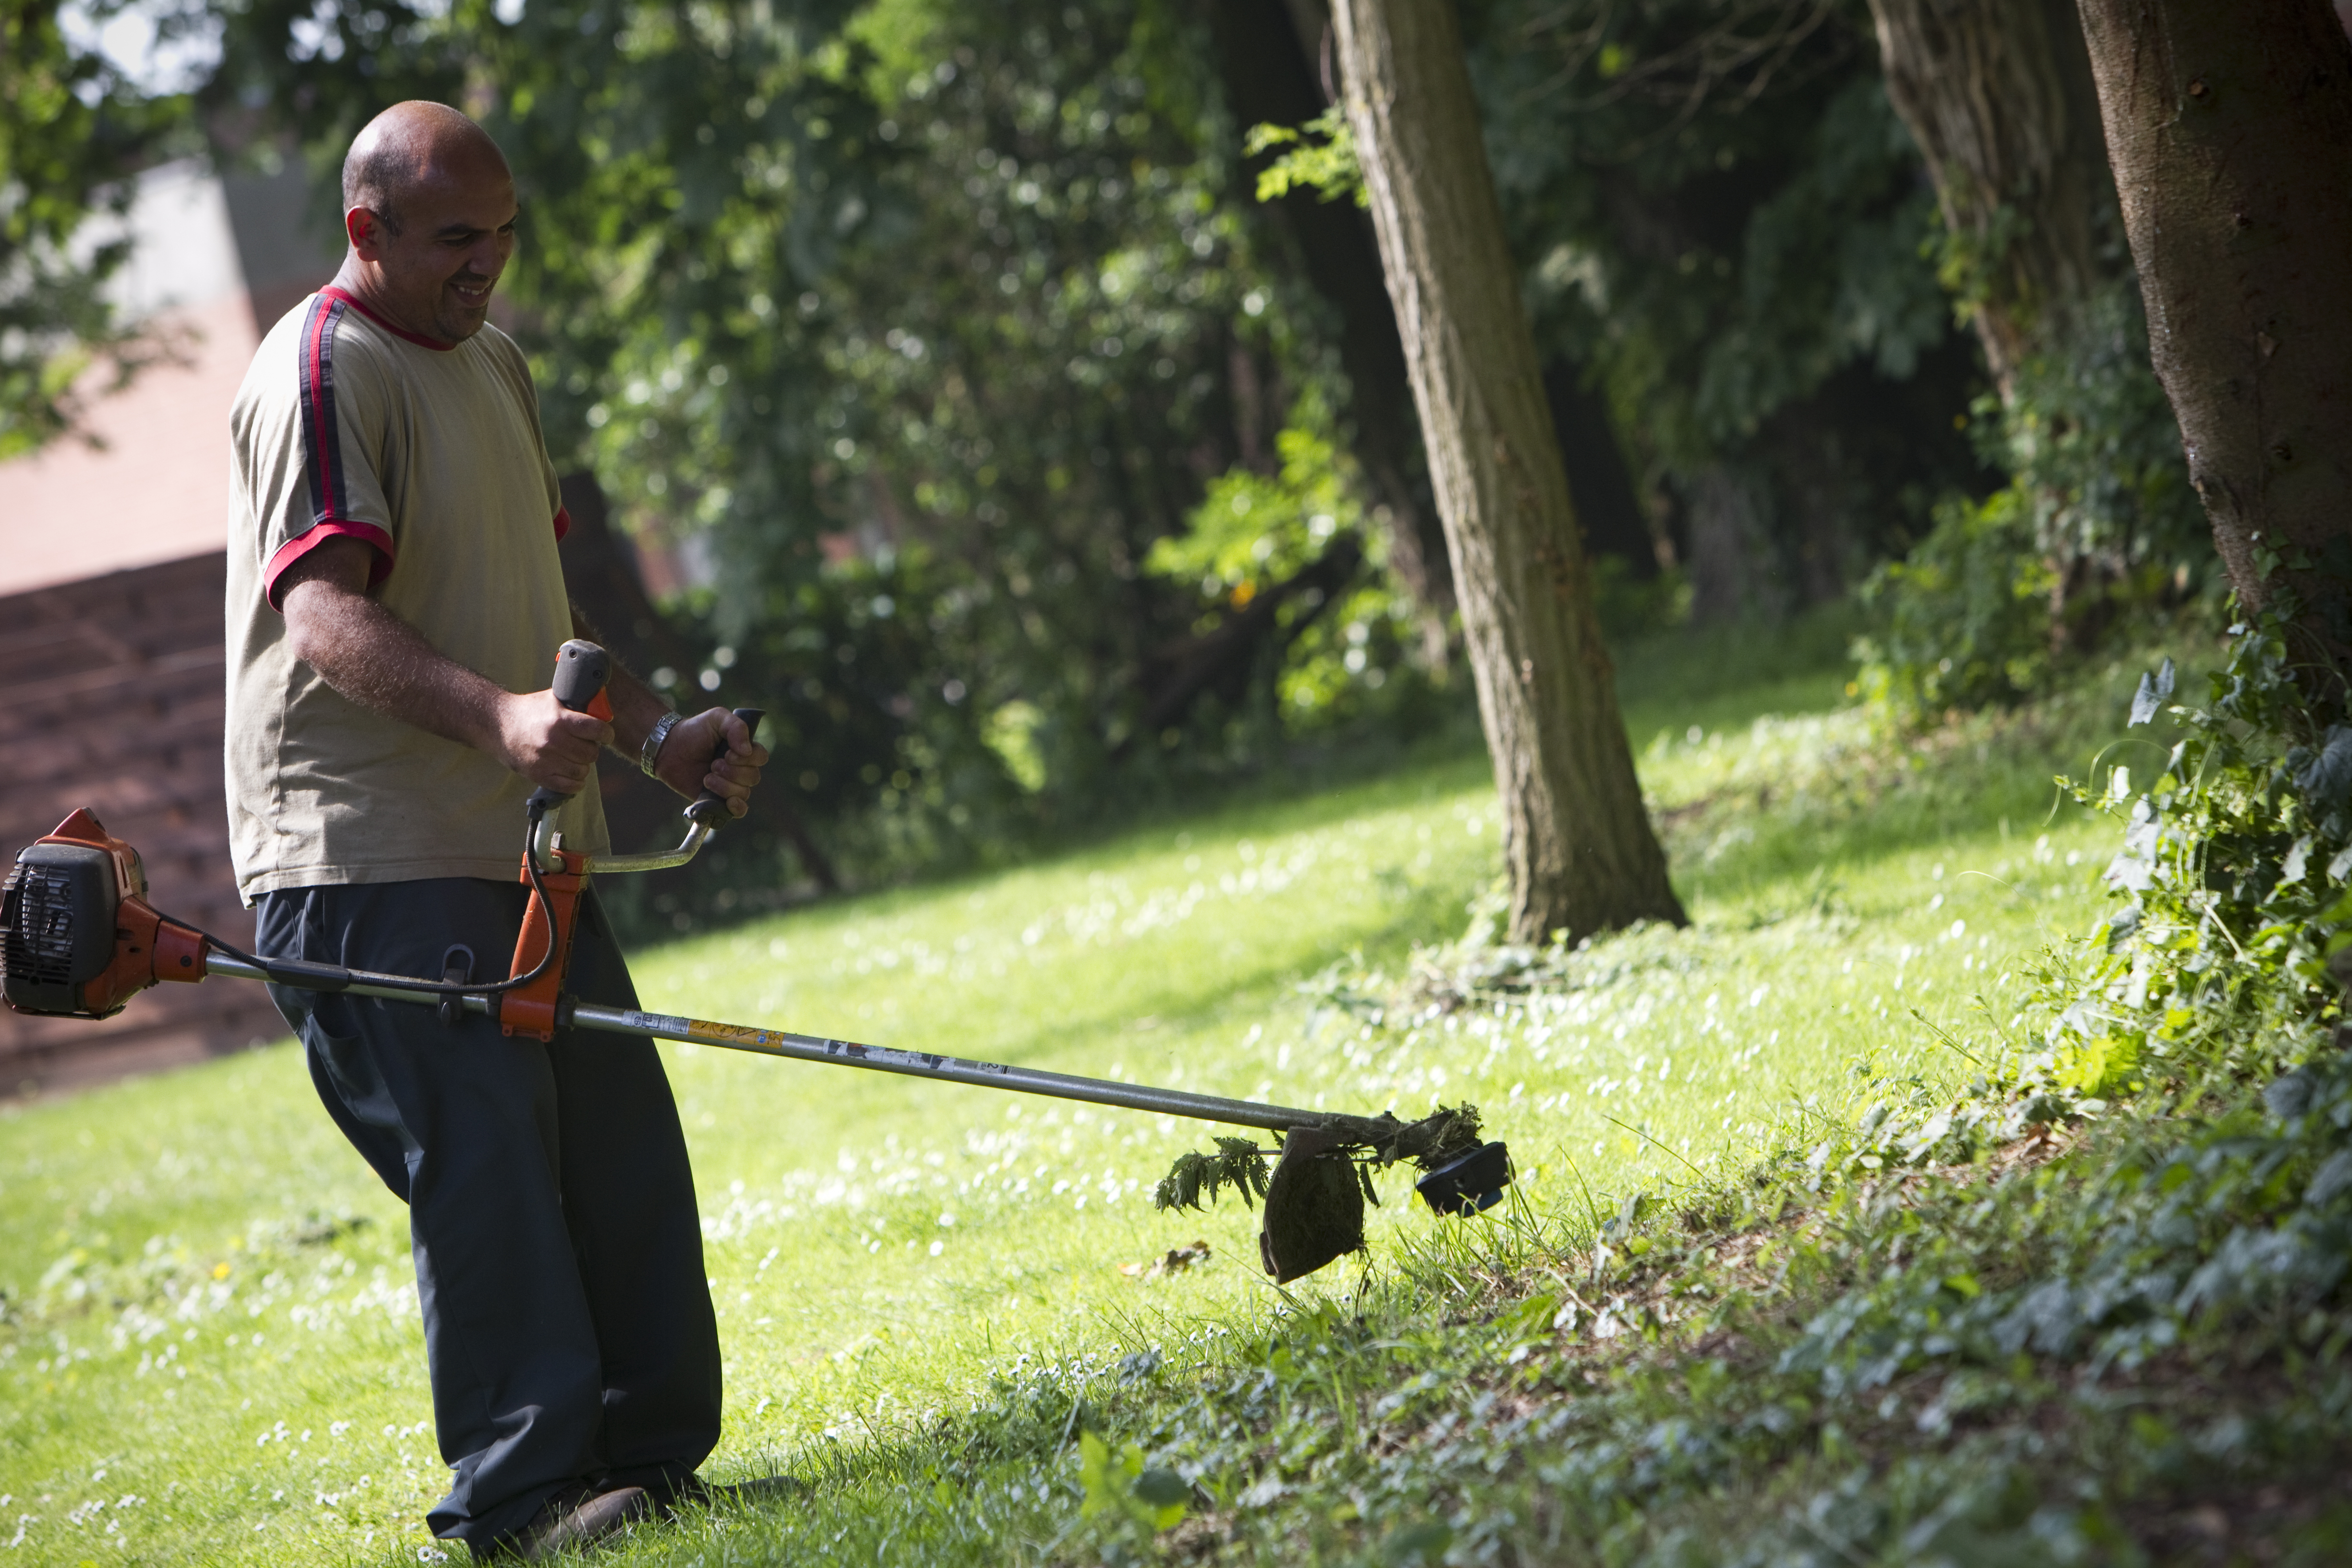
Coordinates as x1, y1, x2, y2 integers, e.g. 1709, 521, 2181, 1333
450, 278, 495, 308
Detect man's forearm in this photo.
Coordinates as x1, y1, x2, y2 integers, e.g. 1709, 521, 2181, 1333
292, 580, 510, 752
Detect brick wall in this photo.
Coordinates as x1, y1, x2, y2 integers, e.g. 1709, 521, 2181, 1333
0, 553, 288, 1096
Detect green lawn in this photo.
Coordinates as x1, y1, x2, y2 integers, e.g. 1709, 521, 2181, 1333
0, 618, 2139, 1565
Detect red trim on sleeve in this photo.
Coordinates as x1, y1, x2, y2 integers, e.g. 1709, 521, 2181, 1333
264, 520, 397, 612
553, 505, 572, 542
318, 286, 458, 352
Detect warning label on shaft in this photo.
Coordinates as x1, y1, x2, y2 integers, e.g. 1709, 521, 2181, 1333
685, 1019, 1009, 1076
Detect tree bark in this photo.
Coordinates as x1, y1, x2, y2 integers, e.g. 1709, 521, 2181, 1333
1869, 0, 2119, 398
1683, 462, 1781, 624
1329, 0, 1686, 943
2075, 0, 2352, 695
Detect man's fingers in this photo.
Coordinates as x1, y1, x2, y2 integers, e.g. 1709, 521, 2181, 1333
555, 709, 615, 749
496, 689, 612, 795
698, 709, 763, 818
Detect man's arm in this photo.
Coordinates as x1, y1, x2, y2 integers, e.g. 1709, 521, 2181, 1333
279, 536, 609, 796
572, 606, 768, 819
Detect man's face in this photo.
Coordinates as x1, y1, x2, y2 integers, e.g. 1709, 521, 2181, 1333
348, 155, 517, 344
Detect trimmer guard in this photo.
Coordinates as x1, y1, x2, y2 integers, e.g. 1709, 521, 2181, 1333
1258, 1124, 1368, 1283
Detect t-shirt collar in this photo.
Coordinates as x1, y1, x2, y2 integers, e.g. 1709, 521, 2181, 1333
319, 285, 460, 352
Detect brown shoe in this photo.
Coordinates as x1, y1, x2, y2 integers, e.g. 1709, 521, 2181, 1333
516, 1484, 650, 1561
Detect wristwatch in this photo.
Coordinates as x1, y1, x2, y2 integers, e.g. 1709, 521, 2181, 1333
638, 708, 682, 778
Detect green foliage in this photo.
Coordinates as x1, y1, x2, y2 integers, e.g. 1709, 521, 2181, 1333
1477, 5, 1971, 585
1151, 415, 1359, 593
1851, 486, 2050, 719
1075, 1428, 1188, 1533
1148, 403, 1428, 734
2039, 614, 2350, 1101
1856, 285, 2212, 723
1153, 1137, 1269, 1213
0, 0, 187, 457
2000, 289, 2205, 586
1243, 105, 1360, 208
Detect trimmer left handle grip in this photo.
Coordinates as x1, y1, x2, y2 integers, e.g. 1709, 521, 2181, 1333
527, 639, 614, 815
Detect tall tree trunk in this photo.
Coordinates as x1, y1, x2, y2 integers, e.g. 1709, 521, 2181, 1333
1329, 0, 1686, 943
2075, 0, 2352, 698
1683, 463, 1781, 624
1869, 0, 2119, 398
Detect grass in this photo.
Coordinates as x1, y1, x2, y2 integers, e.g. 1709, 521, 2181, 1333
0, 611, 2157, 1565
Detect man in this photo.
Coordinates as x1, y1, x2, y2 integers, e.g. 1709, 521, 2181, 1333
224, 100, 766, 1559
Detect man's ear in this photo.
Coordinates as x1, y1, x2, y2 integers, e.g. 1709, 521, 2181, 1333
345, 206, 387, 259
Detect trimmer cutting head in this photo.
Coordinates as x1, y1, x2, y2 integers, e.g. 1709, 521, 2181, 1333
1162, 1104, 1511, 1284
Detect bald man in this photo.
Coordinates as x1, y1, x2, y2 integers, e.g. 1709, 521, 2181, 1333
224, 102, 767, 1560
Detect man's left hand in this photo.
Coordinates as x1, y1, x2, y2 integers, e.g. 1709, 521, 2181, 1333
653, 708, 768, 817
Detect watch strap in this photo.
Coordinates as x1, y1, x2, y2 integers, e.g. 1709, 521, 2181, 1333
638, 708, 683, 778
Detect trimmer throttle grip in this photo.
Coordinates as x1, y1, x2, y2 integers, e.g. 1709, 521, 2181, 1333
551, 639, 611, 714
527, 639, 614, 816
686, 708, 765, 829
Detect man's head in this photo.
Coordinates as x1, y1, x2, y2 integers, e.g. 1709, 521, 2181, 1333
338, 102, 516, 344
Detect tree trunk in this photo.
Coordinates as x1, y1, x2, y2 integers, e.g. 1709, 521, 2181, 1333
1869, 0, 2119, 397
2075, 0, 2352, 696
1329, 0, 1686, 944
1683, 463, 1781, 625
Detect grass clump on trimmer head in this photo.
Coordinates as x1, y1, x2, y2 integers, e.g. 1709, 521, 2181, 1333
1153, 1104, 1508, 1283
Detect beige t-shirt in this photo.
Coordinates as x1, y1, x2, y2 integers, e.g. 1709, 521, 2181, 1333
224, 287, 609, 903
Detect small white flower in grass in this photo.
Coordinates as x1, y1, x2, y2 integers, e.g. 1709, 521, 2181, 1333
929, 1241, 944, 1257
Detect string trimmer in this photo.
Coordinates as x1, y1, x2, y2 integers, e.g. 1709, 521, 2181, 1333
0, 641, 1508, 1282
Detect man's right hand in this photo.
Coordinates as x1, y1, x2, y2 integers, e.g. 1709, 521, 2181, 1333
493, 689, 613, 797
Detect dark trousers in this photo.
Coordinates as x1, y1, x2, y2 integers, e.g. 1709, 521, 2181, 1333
255, 878, 722, 1552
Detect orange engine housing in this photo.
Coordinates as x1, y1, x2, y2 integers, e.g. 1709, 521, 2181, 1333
0, 808, 209, 1019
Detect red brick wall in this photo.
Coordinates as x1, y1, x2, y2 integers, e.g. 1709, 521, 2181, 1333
0, 552, 288, 1095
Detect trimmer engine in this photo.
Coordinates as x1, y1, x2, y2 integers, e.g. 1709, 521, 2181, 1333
1, 808, 207, 1019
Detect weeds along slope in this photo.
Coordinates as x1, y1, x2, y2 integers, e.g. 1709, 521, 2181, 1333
0, 619, 2150, 1565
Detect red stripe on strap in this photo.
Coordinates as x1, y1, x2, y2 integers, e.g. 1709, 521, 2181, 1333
305, 301, 345, 520
264, 521, 396, 612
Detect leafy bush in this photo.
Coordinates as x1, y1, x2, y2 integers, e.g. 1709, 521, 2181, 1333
1852, 486, 2050, 719
1856, 287, 2216, 723
1148, 405, 1433, 738
2040, 613, 2351, 1102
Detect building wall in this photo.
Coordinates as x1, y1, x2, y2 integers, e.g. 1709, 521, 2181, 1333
0, 159, 339, 1093
0, 553, 288, 1095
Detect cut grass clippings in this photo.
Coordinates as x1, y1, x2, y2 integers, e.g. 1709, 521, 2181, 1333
0, 614, 2272, 1566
